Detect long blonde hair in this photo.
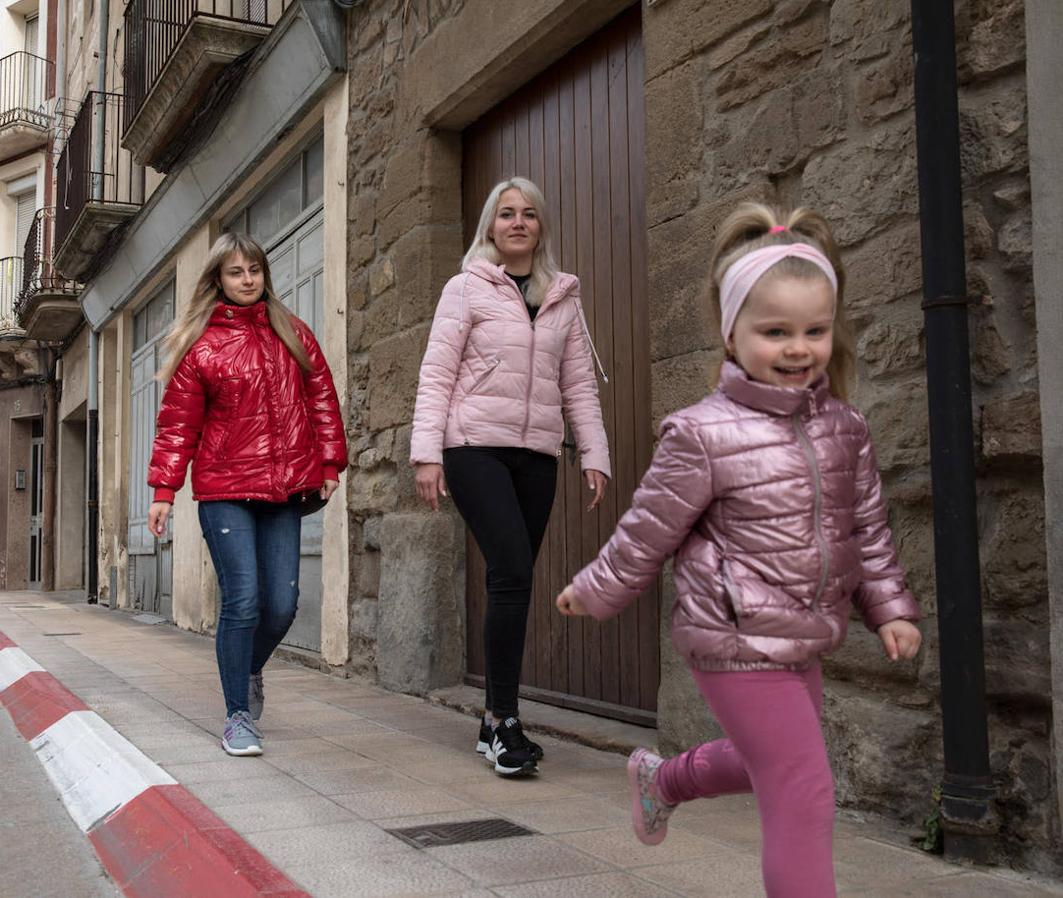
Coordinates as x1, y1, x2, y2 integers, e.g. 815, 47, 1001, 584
461, 177, 559, 307
157, 232, 311, 383
708, 202, 855, 401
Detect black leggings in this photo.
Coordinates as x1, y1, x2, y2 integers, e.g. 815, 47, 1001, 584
443, 446, 557, 719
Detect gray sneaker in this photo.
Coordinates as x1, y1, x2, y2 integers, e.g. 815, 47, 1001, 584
222, 710, 263, 756
249, 671, 264, 721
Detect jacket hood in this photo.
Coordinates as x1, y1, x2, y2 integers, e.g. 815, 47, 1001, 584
464, 257, 579, 307
719, 360, 832, 418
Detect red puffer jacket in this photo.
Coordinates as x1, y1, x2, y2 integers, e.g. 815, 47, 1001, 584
148, 301, 347, 503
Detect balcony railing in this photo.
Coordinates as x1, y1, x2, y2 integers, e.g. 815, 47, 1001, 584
55, 92, 144, 264
123, 0, 289, 139
17, 207, 78, 308
0, 51, 52, 131
1, 256, 24, 333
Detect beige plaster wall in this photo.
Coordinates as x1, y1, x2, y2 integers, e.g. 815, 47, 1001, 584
320, 77, 351, 668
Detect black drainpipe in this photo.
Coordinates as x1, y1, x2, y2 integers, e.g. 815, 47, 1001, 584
909, 0, 997, 859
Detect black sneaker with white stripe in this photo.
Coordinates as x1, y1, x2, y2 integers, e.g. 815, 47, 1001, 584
485, 717, 539, 776
476, 717, 544, 761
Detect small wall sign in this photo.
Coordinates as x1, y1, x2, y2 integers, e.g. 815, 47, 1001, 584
15, 469, 26, 490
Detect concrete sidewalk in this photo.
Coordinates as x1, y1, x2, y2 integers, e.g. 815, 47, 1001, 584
1, 589, 1060, 898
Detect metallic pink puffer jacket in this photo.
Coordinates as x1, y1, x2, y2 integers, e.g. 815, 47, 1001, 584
572, 361, 919, 672
410, 258, 611, 476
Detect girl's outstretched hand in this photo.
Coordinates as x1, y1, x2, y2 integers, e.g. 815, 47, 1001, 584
877, 620, 922, 661
556, 584, 588, 617
414, 463, 447, 511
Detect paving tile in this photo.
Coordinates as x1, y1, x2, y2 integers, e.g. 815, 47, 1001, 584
162, 758, 277, 783
559, 823, 720, 869
833, 835, 980, 892
332, 787, 475, 820
264, 749, 379, 776
212, 795, 358, 833
245, 819, 411, 866
493, 871, 679, 898
425, 835, 611, 886
493, 796, 631, 834
185, 772, 319, 806
294, 765, 419, 795
444, 776, 583, 807
860, 870, 1063, 897
283, 852, 475, 898
635, 854, 766, 897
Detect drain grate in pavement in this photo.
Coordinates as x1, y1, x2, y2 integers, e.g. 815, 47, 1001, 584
43, 632, 82, 637
385, 818, 537, 849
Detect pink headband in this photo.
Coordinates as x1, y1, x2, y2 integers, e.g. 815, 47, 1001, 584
719, 243, 838, 342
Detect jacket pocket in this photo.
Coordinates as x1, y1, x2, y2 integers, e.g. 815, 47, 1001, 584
211, 377, 243, 457
723, 575, 833, 640
455, 358, 501, 442
466, 357, 501, 396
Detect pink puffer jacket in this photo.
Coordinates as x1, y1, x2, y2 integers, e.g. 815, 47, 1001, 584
410, 258, 611, 476
571, 361, 920, 672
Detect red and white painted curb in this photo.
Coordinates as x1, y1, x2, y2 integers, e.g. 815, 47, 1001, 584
0, 630, 310, 898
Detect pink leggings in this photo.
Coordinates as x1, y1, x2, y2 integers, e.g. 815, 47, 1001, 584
656, 665, 836, 898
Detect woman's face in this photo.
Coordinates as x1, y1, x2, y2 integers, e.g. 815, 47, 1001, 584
218, 252, 265, 306
488, 188, 540, 271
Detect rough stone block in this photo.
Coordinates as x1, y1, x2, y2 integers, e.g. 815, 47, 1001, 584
650, 349, 723, 430
801, 124, 919, 247
841, 221, 923, 310
981, 484, 1047, 611
857, 312, 924, 379
970, 305, 1012, 386
958, 82, 1028, 180
854, 52, 914, 125
959, 0, 1025, 81
645, 60, 706, 184
349, 466, 398, 515
829, 0, 907, 60
981, 391, 1041, 463
376, 512, 465, 694
644, 0, 774, 80
368, 326, 426, 432
822, 680, 939, 823
858, 379, 929, 473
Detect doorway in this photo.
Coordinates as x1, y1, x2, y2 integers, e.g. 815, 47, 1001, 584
461, 7, 657, 723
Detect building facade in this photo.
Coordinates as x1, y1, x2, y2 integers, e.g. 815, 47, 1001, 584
339, 0, 1060, 875
3, 0, 1058, 875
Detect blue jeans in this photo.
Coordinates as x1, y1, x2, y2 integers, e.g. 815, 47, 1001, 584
199, 499, 301, 716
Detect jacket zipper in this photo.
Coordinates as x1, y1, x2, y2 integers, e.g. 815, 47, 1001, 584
793, 414, 830, 604
520, 315, 536, 442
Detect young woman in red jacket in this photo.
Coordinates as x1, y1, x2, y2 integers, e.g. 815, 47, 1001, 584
146, 233, 347, 757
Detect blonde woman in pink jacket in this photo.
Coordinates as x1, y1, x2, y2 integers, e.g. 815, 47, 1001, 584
411, 177, 610, 777
557, 203, 922, 896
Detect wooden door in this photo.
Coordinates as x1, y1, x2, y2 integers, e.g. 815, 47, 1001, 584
461, 6, 657, 724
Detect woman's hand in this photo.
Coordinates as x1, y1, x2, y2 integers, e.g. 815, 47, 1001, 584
147, 502, 171, 538
556, 584, 588, 617
877, 620, 922, 661
319, 479, 339, 500
415, 463, 448, 512
584, 470, 607, 511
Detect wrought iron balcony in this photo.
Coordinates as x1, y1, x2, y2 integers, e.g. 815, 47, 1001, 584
0, 51, 53, 157
122, 0, 290, 169
16, 207, 82, 342
1, 256, 25, 339
54, 92, 144, 282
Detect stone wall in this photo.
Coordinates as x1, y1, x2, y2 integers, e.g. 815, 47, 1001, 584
343, 0, 1056, 872
642, 0, 1054, 873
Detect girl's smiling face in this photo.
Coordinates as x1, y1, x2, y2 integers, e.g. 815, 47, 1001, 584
727, 273, 835, 390
218, 252, 265, 306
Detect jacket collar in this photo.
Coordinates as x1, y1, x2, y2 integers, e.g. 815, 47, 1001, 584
465, 257, 579, 310
719, 360, 831, 418
208, 298, 269, 326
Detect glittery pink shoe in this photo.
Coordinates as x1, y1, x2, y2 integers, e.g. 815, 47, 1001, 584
627, 747, 677, 846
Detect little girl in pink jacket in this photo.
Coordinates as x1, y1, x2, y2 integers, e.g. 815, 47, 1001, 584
557, 202, 921, 897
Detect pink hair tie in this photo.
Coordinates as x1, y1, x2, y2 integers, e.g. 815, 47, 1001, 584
769, 225, 788, 234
